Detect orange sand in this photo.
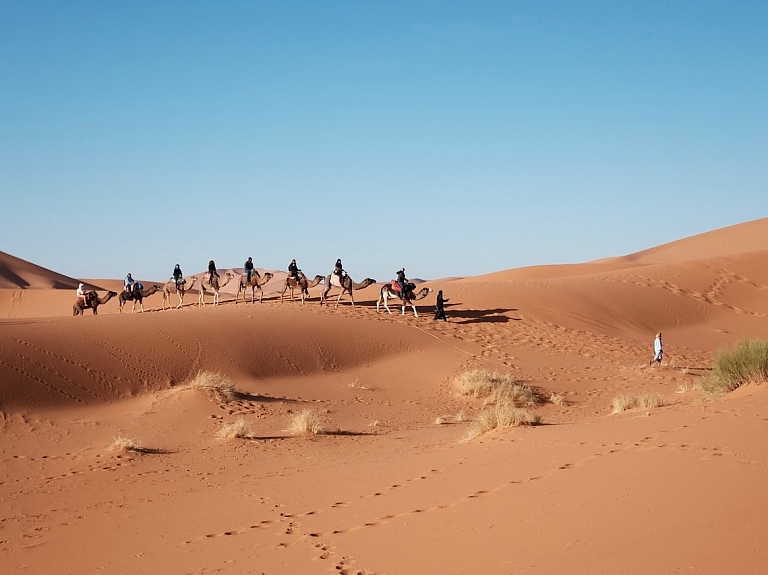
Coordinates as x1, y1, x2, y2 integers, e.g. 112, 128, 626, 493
2, 218, 768, 574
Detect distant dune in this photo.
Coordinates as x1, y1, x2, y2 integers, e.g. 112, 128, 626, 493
0, 250, 100, 290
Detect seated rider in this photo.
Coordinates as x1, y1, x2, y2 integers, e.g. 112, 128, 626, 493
208, 260, 219, 285
124, 273, 135, 293
288, 259, 301, 283
334, 258, 345, 281
396, 268, 408, 297
244, 257, 254, 283
77, 283, 88, 306
172, 264, 183, 290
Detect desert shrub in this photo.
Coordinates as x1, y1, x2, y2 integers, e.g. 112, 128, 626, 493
454, 370, 538, 406
460, 404, 541, 442
110, 434, 141, 452
216, 417, 253, 440
700, 339, 768, 400
286, 409, 325, 435
611, 392, 666, 414
186, 371, 236, 403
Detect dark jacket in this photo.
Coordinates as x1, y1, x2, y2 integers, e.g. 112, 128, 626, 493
288, 262, 299, 275
173, 266, 182, 280
244, 260, 254, 271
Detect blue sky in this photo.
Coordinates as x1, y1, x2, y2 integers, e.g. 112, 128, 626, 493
1, 1, 766, 281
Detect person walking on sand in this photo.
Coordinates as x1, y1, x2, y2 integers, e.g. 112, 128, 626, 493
650, 332, 663, 365
434, 290, 449, 321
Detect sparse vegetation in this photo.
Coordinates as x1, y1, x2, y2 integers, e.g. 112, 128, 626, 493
110, 434, 142, 452
455, 411, 467, 422
185, 370, 237, 403
454, 369, 538, 407
460, 404, 541, 442
435, 416, 446, 425
548, 393, 567, 406
611, 392, 666, 414
700, 339, 768, 400
216, 417, 253, 440
286, 409, 325, 435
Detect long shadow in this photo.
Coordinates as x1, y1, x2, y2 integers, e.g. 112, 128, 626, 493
234, 391, 301, 404
126, 447, 174, 454
446, 308, 520, 324
323, 430, 374, 437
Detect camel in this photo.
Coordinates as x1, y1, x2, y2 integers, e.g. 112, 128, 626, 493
320, 273, 376, 308
377, 282, 433, 317
118, 284, 161, 313
162, 276, 197, 310
236, 271, 274, 304
280, 272, 324, 305
73, 290, 117, 316
198, 271, 235, 307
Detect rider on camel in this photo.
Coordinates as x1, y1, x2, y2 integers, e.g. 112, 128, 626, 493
77, 283, 88, 307
288, 259, 301, 283
244, 257, 254, 283
173, 264, 183, 291
396, 268, 408, 298
208, 260, 219, 285
124, 273, 135, 293
333, 259, 345, 283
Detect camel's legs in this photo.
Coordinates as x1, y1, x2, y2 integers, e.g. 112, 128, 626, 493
140, 302, 145, 313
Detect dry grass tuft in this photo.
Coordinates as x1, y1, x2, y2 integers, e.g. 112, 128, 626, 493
369, 420, 380, 427
110, 434, 142, 452
460, 404, 541, 442
349, 379, 370, 390
285, 409, 325, 435
549, 393, 567, 406
216, 417, 253, 440
185, 371, 237, 403
455, 411, 467, 422
454, 370, 538, 407
700, 339, 768, 400
611, 392, 666, 414
435, 416, 446, 425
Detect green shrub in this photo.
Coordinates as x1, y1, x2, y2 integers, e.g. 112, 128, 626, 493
701, 339, 768, 399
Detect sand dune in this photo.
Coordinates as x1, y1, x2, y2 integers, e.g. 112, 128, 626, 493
2, 218, 768, 574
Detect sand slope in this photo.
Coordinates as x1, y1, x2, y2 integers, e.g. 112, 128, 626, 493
2, 218, 768, 574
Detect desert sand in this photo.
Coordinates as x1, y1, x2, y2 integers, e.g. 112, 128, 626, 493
2, 218, 768, 574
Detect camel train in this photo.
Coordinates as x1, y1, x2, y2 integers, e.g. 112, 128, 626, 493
73, 263, 436, 317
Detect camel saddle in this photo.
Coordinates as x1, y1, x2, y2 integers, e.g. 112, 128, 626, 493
390, 280, 401, 293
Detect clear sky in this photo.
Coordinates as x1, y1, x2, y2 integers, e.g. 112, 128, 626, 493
1, 1, 766, 282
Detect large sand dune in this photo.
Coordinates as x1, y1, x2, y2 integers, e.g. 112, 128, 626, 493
1, 218, 768, 574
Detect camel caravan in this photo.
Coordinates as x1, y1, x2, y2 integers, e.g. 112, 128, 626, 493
72, 258, 438, 317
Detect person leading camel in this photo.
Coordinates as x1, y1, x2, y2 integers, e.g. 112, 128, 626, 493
208, 260, 219, 285
173, 264, 183, 291
244, 257, 254, 283
434, 290, 449, 321
288, 259, 301, 282
124, 273, 135, 293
